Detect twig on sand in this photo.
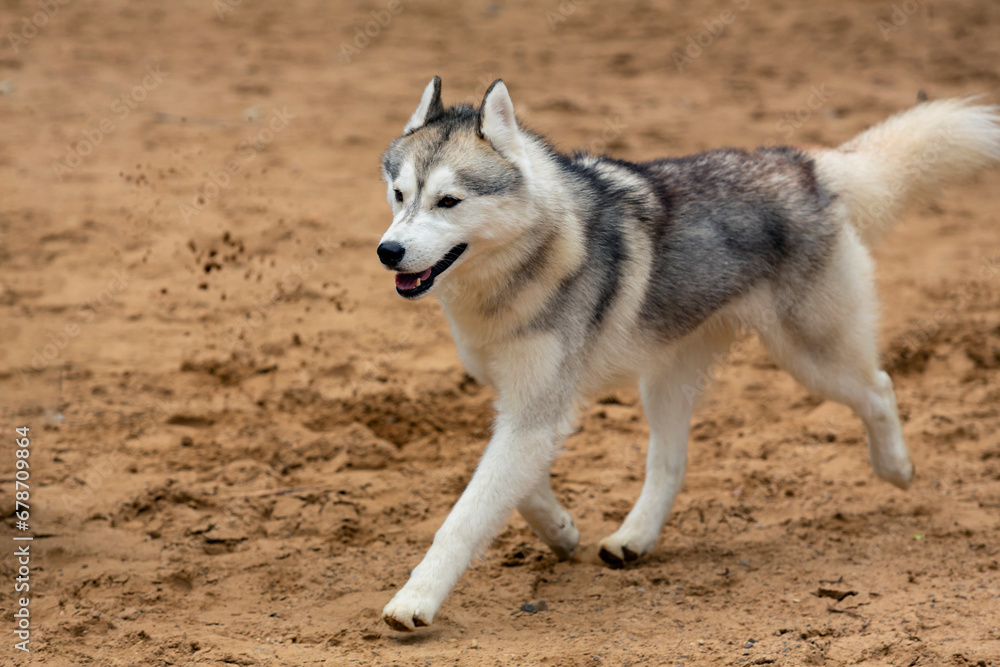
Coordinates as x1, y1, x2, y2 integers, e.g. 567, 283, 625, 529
221, 483, 338, 499
827, 604, 871, 629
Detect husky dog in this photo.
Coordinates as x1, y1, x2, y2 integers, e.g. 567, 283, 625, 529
375, 77, 1000, 631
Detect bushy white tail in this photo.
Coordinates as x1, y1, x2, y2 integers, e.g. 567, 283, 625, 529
812, 98, 1000, 247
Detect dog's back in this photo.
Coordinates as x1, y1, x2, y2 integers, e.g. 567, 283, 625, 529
552, 99, 1000, 349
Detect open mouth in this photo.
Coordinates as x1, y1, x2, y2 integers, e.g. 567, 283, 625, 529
394, 243, 467, 298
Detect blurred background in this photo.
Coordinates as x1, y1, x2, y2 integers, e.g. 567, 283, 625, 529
1, 1, 999, 664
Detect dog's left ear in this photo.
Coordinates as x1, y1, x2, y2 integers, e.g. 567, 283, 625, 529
477, 79, 525, 160
404, 76, 444, 134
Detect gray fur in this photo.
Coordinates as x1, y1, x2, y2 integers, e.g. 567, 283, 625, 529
479, 228, 558, 318
633, 147, 836, 339
383, 105, 523, 197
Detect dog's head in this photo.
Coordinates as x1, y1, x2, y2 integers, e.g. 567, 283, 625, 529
377, 77, 532, 299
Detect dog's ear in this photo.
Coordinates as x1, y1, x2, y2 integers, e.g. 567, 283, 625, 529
404, 76, 444, 134
477, 79, 525, 160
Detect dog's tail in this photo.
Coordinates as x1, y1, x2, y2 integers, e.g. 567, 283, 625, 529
811, 98, 1000, 247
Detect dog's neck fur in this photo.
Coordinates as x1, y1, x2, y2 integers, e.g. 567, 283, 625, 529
437, 135, 588, 344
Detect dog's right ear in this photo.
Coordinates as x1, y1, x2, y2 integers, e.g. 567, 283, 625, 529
477, 79, 526, 162
404, 76, 444, 134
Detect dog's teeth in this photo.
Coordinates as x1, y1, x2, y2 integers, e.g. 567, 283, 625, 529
415, 278, 422, 287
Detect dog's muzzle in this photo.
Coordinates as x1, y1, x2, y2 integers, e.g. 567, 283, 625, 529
391, 243, 467, 298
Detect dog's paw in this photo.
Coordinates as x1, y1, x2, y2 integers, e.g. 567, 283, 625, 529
869, 441, 915, 490
875, 457, 915, 490
382, 592, 434, 632
383, 610, 429, 632
597, 540, 642, 569
545, 518, 580, 561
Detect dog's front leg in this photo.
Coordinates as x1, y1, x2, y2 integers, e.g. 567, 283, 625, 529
383, 389, 571, 631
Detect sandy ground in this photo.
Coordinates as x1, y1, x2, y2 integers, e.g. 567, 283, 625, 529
2, 0, 1000, 665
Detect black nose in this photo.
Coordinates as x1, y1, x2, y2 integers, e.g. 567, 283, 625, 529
377, 241, 406, 268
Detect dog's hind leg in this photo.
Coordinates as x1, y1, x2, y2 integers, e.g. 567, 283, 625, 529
765, 342, 913, 488
597, 343, 719, 568
518, 478, 579, 560
759, 235, 914, 489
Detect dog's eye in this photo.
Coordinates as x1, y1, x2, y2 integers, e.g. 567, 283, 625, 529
394, 189, 404, 203
437, 195, 461, 208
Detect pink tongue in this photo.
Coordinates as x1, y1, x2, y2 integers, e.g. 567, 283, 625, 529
395, 268, 433, 291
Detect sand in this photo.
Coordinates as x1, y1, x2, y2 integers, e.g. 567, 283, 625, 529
1, 0, 999, 665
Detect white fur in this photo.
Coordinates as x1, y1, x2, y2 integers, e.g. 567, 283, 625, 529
381, 163, 471, 274
480, 81, 528, 165
812, 98, 1000, 246
404, 78, 440, 134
